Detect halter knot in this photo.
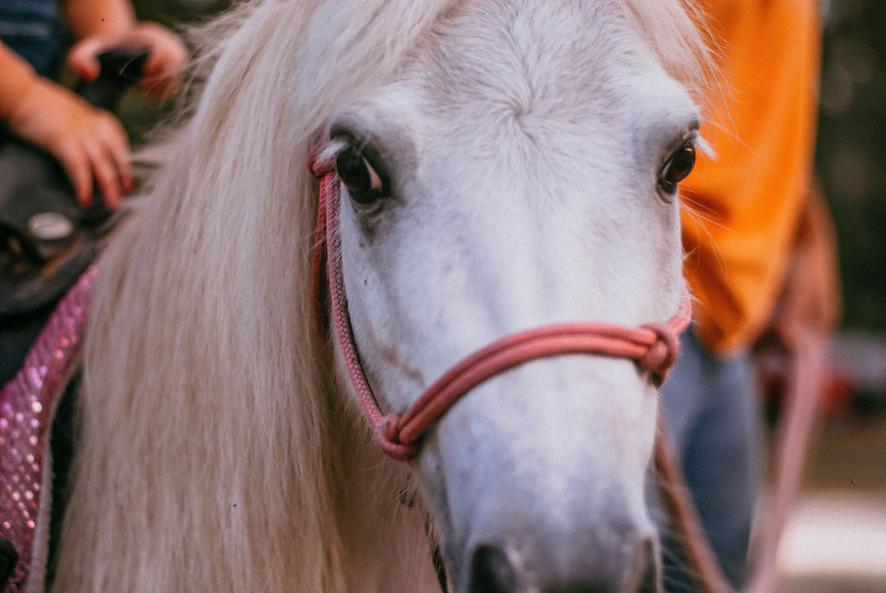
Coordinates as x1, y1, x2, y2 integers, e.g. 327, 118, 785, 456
639, 322, 680, 386
373, 414, 418, 461
310, 144, 341, 178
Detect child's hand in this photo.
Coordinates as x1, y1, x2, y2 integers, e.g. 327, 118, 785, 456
67, 22, 187, 100
7, 79, 131, 207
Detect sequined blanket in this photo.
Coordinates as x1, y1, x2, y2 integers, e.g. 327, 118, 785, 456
0, 266, 95, 593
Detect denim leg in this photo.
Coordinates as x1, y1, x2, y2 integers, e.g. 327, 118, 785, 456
651, 331, 762, 592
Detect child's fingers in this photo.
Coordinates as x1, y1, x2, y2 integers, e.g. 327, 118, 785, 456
69, 23, 186, 99
141, 44, 186, 98
155, 41, 186, 75
66, 38, 110, 81
137, 24, 187, 98
84, 140, 122, 208
96, 113, 133, 191
56, 142, 93, 206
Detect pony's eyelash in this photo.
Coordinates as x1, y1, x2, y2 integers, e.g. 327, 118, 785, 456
696, 135, 715, 159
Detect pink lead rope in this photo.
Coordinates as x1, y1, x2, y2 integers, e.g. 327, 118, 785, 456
311, 155, 693, 462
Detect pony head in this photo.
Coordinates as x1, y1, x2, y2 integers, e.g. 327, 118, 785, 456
56, 2, 709, 593
327, 3, 704, 592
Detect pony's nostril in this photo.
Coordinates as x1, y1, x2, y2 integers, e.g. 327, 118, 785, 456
469, 545, 518, 593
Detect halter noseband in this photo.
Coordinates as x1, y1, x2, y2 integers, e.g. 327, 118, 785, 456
311, 155, 692, 461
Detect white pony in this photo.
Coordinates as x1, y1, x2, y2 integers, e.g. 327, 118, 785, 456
51, 1, 709, 592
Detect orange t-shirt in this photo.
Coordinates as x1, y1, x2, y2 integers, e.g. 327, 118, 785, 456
682, 0, 821, 354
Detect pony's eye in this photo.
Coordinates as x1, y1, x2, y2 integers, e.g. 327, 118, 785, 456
336, 146, 386, 206
658, 141, 696, 196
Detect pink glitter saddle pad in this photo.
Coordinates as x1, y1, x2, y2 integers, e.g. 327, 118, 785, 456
0, 266, 95, 593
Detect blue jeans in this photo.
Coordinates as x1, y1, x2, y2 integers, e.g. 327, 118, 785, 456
651, 330, 762, 592
0, 0, 64, 77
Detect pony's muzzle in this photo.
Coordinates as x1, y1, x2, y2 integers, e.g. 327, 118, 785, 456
466, 531, 660, 593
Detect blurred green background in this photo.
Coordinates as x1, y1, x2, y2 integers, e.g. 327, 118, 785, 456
818, 0, 885, 332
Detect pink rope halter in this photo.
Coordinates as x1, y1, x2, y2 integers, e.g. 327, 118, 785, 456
311, 154, 693, 461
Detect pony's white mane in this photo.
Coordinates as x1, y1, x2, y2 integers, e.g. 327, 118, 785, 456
53, 1, 709, 592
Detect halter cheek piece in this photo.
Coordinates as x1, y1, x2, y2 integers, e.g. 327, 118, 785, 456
310, 153, 693, 461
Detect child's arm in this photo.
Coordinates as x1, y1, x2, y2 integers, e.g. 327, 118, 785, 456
0, 43, 39, 124
0, 41, 131, 206
63, 0, 136, 38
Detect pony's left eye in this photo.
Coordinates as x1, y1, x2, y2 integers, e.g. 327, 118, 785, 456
658, 141, 696, 196
336, 146, 387, 206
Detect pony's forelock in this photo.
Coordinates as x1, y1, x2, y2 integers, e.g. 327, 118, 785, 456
622, 0, 715, 99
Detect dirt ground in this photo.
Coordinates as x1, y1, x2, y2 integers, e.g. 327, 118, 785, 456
780, 576, 885, 593
803, 411, 886, 493
776, 409, 886, 593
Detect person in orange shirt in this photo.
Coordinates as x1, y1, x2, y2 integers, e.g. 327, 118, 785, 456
655, 1, 821, 590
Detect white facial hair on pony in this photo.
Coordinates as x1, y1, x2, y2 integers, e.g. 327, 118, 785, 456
49, 1, 710, 593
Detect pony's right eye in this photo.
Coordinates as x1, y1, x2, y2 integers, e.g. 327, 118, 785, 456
336, 146, 387, 207
657, 140, 696, 197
